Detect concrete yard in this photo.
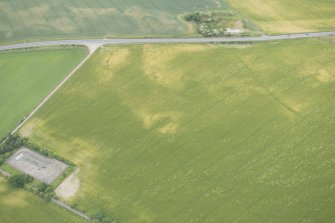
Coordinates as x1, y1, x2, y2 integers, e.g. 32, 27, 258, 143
5, 147, 68, 184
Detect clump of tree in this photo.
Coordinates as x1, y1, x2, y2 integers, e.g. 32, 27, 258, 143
9, 174, 33, 188
0, 135, 24, 155
185, 12, 202, 23
0, 135, 25, 165
185, 10, 236, 23
36, 182, 54, 201
0, 155, 7, 165
91, 209, 117, 223
184, 10, 244, 37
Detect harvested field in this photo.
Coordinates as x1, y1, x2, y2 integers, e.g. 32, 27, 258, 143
6, 148, 68, 184
226, 0, 335, 33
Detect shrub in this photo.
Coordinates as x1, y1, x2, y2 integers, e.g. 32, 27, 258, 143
36, 182, 54, 201
184, 10, 244, 37
0, 135, 24, 155
9, 174, 33, 188
91, 209, 116, 223
185, 12, 201, 22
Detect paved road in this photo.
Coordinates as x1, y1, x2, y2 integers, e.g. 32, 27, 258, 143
0, 31, 334, 52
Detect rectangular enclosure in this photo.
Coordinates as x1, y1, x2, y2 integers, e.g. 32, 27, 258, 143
5, 147, 68, 184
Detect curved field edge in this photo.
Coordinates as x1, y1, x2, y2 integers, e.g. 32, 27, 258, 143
0, 47, 87, 139
21, 39, 335, 222
0, 177, 86, 223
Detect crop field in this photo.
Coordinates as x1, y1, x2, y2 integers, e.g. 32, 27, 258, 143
21, 39, 335, 222
0, 47, 86, 139
0, 177, 85, 223
0, 48, 87, 139
0, 0, 225, 43
226, 0, 335, 33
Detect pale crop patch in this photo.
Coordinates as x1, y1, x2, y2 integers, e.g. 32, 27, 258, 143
0, 3, 77, 33
138, 110, 181, 134
123, 7, 150, 19
132, 206, 155, 223
98, 48, 130, 83
232, 0, 280, 18
51, 18, 76, 33
142, 45, 208, 88
70, 7, 118, 20
123, 7, 180, 33
103, 48, 129, 68
158, 122, 179, 135
317, 69, 334, 83
20, 118, 46, 138
260, 21, 312, 33
279, 97, 309, 119
1, 191, 29, 208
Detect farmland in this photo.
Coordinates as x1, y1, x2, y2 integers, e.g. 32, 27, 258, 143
0, 177, 86, 223
1, 0, 334, 43
0, 47, 87, 139
0, 0, 225, 43
21, 38, 335, 222
226, 0, 335, 33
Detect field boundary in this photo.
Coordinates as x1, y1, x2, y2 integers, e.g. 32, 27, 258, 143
52, 198, 90, 221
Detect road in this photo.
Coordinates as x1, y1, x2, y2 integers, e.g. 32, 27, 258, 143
52, 198, 90, 221
0, 31, 334, 52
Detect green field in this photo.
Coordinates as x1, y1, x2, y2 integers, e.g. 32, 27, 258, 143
0, 0, 225, 43
0, 177, 86, 223
21, 39, 335, 222
1, 0, 334, 43
226, 0, 335, 33
0, 47, 87, 139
